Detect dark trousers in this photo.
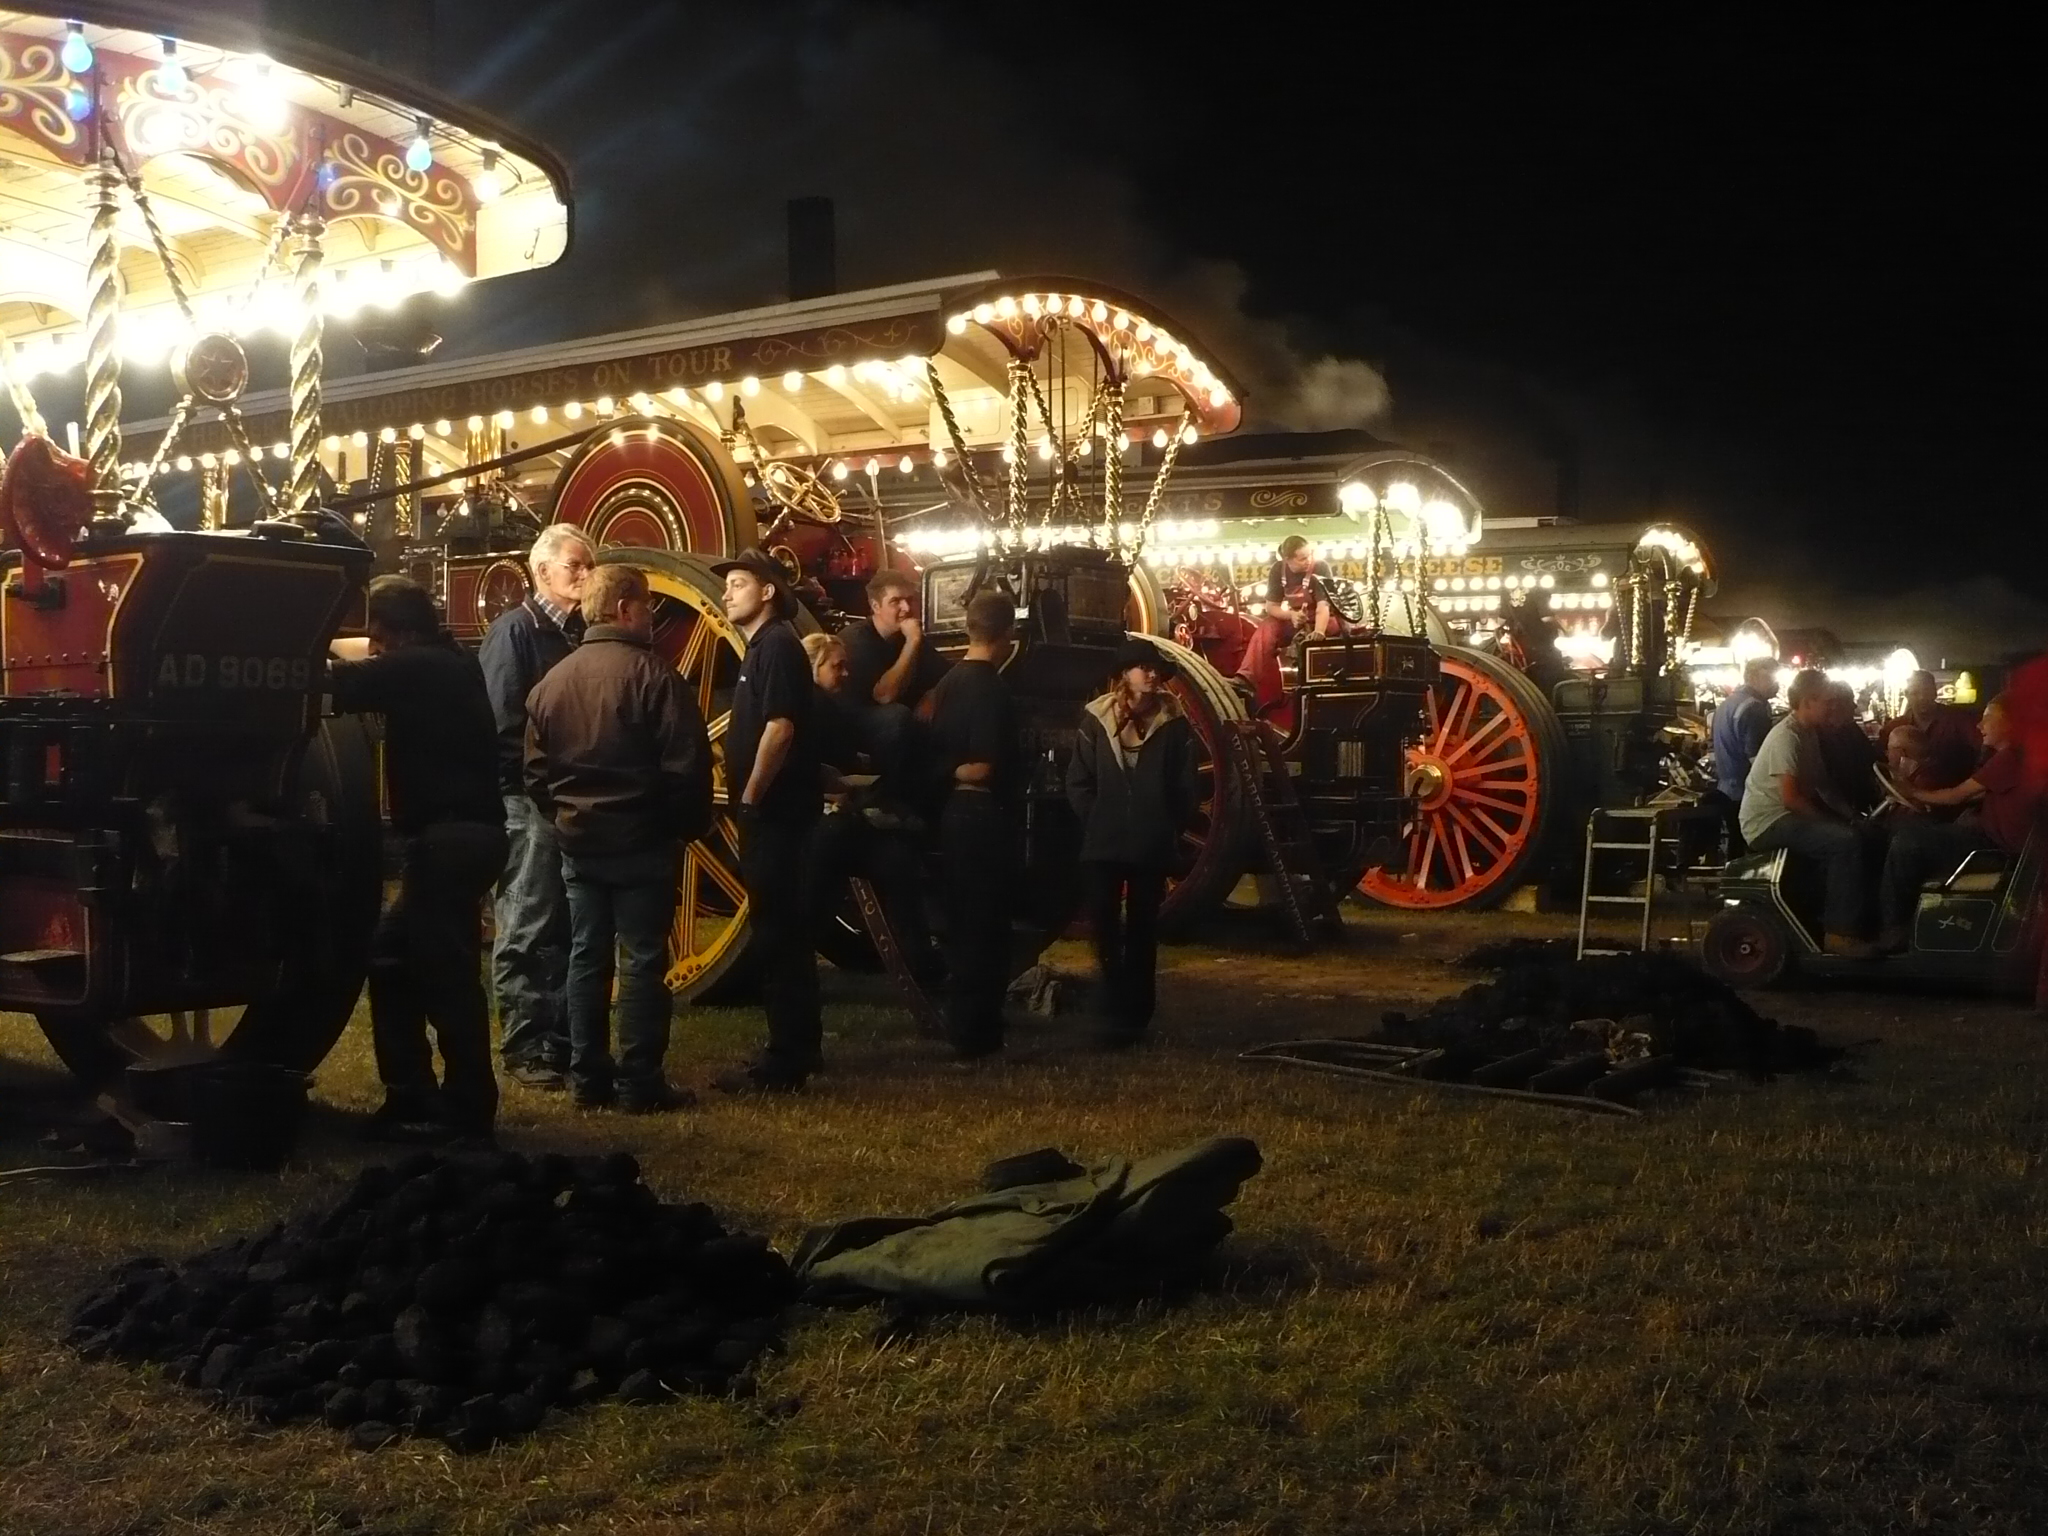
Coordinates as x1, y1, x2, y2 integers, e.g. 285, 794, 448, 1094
740, 814, 822, 1077
1748, 813, 1869, 936
858, 703, 938, 814
1085, 862, 1166, 1037
1879, 817, 1993, 931
562, 845, 678, 1100
370, 820, 508, 1134
940, 790, 1013, 1057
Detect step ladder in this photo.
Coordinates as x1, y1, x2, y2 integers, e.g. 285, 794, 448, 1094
1575, 805, 1694, 958
1224, 720, 1345, 949
848, 876, 946, 1037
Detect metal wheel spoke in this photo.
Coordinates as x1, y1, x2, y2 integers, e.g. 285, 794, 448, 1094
695, 842, 748, 905
1444, 800, 1507, 862
1462, 788, 1534, 817
1444, 708, 1511, 765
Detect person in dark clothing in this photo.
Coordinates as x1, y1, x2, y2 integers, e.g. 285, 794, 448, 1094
477, 522, 592, 1089
328, 576, 508, 1142
928, 590, 1021, 1063
1818, 681, 1883, 815
525, 564, 713, 1114
1232, 534, 1336, 715
841, 568, 949, 819
1068, 638, 1201, 1047
711, 549, 823, 1093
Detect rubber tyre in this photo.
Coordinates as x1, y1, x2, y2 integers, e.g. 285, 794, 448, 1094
1701, 906, 1793, 989
36, 714, 384, 1087
1154, 633, 1255, 938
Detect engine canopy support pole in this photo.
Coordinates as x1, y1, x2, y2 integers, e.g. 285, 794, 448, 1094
288, 213, 327, 513
83, 154, 124, 522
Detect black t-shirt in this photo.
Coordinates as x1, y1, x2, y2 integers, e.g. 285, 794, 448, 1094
726, 619, 818, 824
928, 659, 1019, 806
813, 685, 864, 773
1265, 558, 1334, 611
328, 635, 501, 834
843, 619, 950, 710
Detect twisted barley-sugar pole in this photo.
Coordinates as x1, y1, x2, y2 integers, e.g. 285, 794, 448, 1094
288, 212, 326, 514
83, 153, 124, 520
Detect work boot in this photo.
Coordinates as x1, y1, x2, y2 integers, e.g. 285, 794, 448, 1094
506, 1061, 567, 1091
709, 1062, 809, 1095
1876, 926, 1910, 954
1823, 933, 1882, 959
618, 1083, 698, 1115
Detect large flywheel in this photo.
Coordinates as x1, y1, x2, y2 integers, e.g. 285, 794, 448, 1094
36, 715, 386, 1088
1357, 645, 1566, 910
1153, 634, 1255, 937
551, 417, 758, 557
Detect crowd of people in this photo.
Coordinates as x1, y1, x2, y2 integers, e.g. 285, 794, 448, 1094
324, 525, 1199, 1146
1719, 664, 2035, 956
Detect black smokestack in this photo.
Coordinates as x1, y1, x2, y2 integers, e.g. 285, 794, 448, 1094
786, 197, 836, 301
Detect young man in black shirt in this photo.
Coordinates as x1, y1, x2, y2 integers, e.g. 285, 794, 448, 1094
712, 549, 823, 1092
328, 576, 508, 1142
840, 568, 948, 815
927, 589, 1021, 1062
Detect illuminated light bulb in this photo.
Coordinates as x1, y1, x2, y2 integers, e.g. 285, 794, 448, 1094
561, 401, 582, 421
1134, 322, 1153, 342
1000, 446, 1016, 464
426, 418, 449, 437
157, 37, 186, 93
1037, 436, 1054, 461
199, 452, 218, 469
1432, 578, 1448, 592
594, 396, 614, 415
946, 314, 967, 334
493, 410, 514, 429
995, 296, 1018, 318
65, 83, 90, 121
1540, 574, 1556, 589
1078, 437, 1092, 457
741, 375, 760, 396
322, 435, 340, 452
1022, 294, 1042, 317
175, 454, 192, 471
1151, 428, 1169, 449
1591, 571, 1610, 587
932, 448, 948, 469
376, 426, 396, 444
472, 149, 502, 204
825, 363, 847, 387
1180, 425, 1198, 445
972, 304, 994, 325
1090, 300, 1108, 322
1066, 295, 1085, 317
406, 118, 434, 174
782, 370, 804, 392
350, 430, 369, 447
898, 456, 913, 474
525, 405, 547, 425
864, 458, 880, 477
1112, 311, 1131, 330
703, 380, 723, 402
1549, 594, 1564, 609
62, 22, 93, 73
1485, 576, 1500, 590
831, 460, 849, 481
247, 444, 265, 461
466, 415, 484, 431
629, 392, 652, 413
222, 448, 241, 466
1451, 577, 1467, 591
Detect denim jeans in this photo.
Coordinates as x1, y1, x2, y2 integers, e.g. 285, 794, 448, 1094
1879, 816, 1992, 931
1748, 813, 1868, 936
492, 794, 569, 1069
370, 819, 509, 1133
562, 845, 678, 1100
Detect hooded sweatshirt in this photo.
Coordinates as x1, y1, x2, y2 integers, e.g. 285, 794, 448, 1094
1066, 689, 1201, 867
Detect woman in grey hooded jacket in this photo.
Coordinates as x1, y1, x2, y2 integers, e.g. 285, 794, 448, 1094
1066, 638, 1202, 1046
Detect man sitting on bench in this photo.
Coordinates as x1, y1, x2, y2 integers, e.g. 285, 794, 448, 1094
1739, 667, 1880, 958
1876, 693, 2036, 950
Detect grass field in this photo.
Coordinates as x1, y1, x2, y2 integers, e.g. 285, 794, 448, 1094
4, 909, 2047, 1535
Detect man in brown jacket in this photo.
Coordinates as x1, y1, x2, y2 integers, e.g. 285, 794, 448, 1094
525, 565, 712, 1112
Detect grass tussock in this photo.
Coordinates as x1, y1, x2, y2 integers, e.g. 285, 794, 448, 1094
3, 909, 2047, 1534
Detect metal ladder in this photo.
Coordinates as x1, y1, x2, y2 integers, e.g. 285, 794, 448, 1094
1576, 806, 1672, 958
1225, 720, 1345, 949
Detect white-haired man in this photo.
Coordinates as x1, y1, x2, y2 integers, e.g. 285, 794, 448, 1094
478, 522, 594, 1089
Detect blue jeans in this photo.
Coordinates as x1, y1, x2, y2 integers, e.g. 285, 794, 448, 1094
562, 845, 678, 1099
1749, 813, 1867, 936
492, 794, 569, 1069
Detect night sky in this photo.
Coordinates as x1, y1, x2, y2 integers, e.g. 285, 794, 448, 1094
276, 3, 2039, 662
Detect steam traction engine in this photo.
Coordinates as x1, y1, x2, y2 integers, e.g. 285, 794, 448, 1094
0, 8, 569, 1087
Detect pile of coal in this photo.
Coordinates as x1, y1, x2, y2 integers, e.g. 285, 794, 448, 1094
64, 1149, 797, 1452
1380, 948, 1841, 1075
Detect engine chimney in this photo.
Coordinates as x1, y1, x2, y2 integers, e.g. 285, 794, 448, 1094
787, 197, 836, 301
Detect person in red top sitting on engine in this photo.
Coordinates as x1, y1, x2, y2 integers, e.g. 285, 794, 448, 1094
1231, 535, 1337, 715
1875, 693, 2036, 948
1880, 670, 1981, 791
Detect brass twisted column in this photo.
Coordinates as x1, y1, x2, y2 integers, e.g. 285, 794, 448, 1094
287, 212, 326, 512
83, 154, 125, 520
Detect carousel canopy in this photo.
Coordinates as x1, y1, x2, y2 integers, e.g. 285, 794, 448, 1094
0, 5, 569, 376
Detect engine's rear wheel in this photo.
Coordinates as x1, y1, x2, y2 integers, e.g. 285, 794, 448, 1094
1357, 644, 1566, 911
550, 417, 758, 557
36, 714, 385, 1087
1154, 634, 1255, 937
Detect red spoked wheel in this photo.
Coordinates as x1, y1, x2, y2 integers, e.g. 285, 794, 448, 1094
1154, 634, 1255, 937
1358, 645, 1565, 910
549, 417, 758, 557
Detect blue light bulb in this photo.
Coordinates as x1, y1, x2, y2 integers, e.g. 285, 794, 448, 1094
61, 24, 93, 74
405, 121, 433, 174
157, 38, 186, 92
65, 83, 91, 121
317, 158, 339, 190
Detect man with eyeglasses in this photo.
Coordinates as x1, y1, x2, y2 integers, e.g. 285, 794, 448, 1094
479, 522, 594, 1090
